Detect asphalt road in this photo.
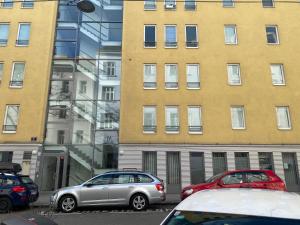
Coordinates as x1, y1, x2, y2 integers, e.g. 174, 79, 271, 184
0, 206, 173, 225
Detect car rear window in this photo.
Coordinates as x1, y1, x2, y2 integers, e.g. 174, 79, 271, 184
162, 211, 300, 225
0, 176, 21, 186
135, 174, 154, 183
246, 172, 269, 182
20, 176, 34, 184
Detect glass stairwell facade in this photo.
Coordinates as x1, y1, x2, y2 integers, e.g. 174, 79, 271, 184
39, 0, 122, 191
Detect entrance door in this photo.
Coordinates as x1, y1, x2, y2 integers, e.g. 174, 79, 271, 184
166, 152, 181, 194
282, 153, 300, 192
40, 155, 66, 191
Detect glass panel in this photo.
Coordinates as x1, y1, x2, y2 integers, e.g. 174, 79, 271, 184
212, 152, 227, 175
17, 24, 30, 45
93, 144, 118, 174
166, 107, 179, 130
190, 152, 205, 184
225, 26, 236, 44
165, 26, 176, 47
235, 152, 250, 170
143, 152, 157, 175
11, 63, 25, 86
262, 0, 273, 7
276, 107, 291, 129
57, 5, 79, 22
271, 64, 284, 84
144, 64, 156, 87
227, 64, 241, 84
2, 0, 13, 8
165, 64, 178, 88
144, 0, 156, 9
231, 106, 245, 129
186, 26, 197, 42
0, 24, 9, 45
185, 0, 195, 9
187, 64, 199, 87
145, 26, 156, 47
258, 152, 274, 170
223, 0, 234, 7
143, 107, 156, 132
22, 0, 34, 8
4, 105, 20, 131
266, 26, 278, 43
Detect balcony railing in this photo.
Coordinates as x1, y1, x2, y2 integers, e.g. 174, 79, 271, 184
9, 81, 23, 87
165, 126, 179, 132
165, 41, 177, 48
3, 125, 17, 132
0, 39, 8, 46
165, 82, 178, 89
187, 82, 200, 88
143, 125, 156, 132
16, 39, 29, 46
144, 82, 157, 88
144, 41, 156, 48
189, 126, 203, 133
186, 41, 198, 48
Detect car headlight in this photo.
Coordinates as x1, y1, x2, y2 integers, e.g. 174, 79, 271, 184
184, 189, 194, 195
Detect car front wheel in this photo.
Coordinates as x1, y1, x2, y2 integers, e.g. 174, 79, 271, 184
59, 195, 77, 213
130, 193, 148, 211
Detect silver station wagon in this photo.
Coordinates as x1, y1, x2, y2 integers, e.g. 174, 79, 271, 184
50, 171, 166, 213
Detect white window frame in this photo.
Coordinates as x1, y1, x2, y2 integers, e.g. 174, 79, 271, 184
223, 0, 235, 7
143, 64, 157, 89
165, 0, 176, 9
275, 106, 291, 130
224, 25, 237, 45
16, 23, 31, 46
227, 63, 241, 85
79, 80, 87, 94
230, 106, 246, 130
143, 106, 157, 134
270, 64, 285, 86
10, 62, 25, 88
165, 106, 179, 134
102, 86, 115, 101
3, 105, 20, 133
144, 0, 156, 10
164, 25, 177, 48
266, 25, 279, 45
185, 25, 198, 48
188, 106, 202, 134
165, 64, 178, 89
144, 25, 156, 48
186, 64, 200, 89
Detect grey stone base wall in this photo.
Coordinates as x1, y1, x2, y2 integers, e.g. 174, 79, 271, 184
119, 144, 300, 191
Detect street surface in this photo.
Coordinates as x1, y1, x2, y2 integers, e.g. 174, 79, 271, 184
0, 206, 173, 225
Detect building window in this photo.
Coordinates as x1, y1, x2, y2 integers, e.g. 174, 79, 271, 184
185, 25, 198, 48
165, 106, 179, 132
1, 0, 13, 8
262, 0, 274, 7
57, 130, 65, 144
266, 25, 279, 44
100, 113, 114, 129
190, 152, 205, 184
187, 64, 200, 88
21, 0, 34, 8
212, 152, 227, 175
224, 25, 237, 45
3, 105, 20, 132
144, 0, 156, 10
231, 106, 245, 129
79, 80, 87, 94
185, 0, 195, 10
102, 87, 115, 101
227, 64, 241, 85
165, 64, 178, 89
165, 25, 177, 48
143, 152, 157, 175
0, 23, 9, 46
143, 106, 156, 133
276, 106, 291, 129
58, 105, 67, 119
144, 64, 156, 88
0, 62, 3, 81
144, 25, 156, 48
235, 152, 250, 170
270, 64, 285, 85
165, 0, 176, 9
223, 0, 234, 7
103, 62, 116, 77
188, 106, 202, 133
16, 23, 30, 46
75, 130, 84, 144
0, 152, 13, 162
23, 151, 32, 160
10, 62, 25, 87
258, 152, 274, 171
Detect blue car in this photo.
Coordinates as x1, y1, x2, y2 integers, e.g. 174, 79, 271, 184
0, 163, 39, 212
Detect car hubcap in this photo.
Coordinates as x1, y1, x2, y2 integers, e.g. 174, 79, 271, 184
0, 201, 7, 210
62, 197, 75, 212
133, 196, 145, 210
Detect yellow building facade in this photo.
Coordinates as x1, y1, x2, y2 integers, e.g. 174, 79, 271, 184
119, 0, 300, 192
0, 1, 57, 178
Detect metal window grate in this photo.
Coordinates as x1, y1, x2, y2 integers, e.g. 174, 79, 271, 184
23, 151, 32, 160
212, 152, 227, 175
235, 152, 250, 170
258, 152, 274, 171
143, 151, 157, 176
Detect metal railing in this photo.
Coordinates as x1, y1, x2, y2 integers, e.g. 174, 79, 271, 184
187, 82, 200, 88
3, 125, 17, 132
165, 41, 177, 47
0, 39, 8, 45
16, 39, 29, 46
144, 41, 156, 47
165, 82, 178, 88
9, 81, 23, 87
189, 126, 203, 132
143, 125, 157, 132
165, 126, 179, 132
143, 82, 157, 88
186, 41, 198, 47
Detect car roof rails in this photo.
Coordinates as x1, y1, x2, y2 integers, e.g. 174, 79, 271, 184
104, 169, 145, 173
0, 162, 22, 174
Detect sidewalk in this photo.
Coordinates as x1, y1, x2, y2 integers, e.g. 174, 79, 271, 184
32, 192, 181, 207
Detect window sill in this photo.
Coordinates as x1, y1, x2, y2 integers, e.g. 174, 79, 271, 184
273, 83, 286, 86
165, 131, 179, 134
228, 83, 242, 86
143, 131, 156, 134
2, 130, 16, 134
15, 44, 29, 47
185, 46, 199, 49
277, 128, 292, 130
165, 87, 179, 90
144, 8, 156, 11
232, 127, 246, 130
164, 46, 178, 49
144, 87, 157, 90
189, 131, 203, 134
187, 87, 200, 90
9, 86, 23, 89
225, 43, 238, 45
267, 43, 280, 45
144, 46, 157, 49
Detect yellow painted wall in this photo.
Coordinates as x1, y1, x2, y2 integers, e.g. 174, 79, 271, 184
0, 2, 57, 143
120, 1, 300, 144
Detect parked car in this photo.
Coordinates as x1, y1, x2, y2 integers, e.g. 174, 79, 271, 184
0, 162, 39, 212
50, 171, 165, 213
181, 170, 286, 200
161, 189, 300, 225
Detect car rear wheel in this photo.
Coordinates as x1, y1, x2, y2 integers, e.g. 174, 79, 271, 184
59, 195, 77, 213
130, 193, 148, 211
0, 197, 12, 213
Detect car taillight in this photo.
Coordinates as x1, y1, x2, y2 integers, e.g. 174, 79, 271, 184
12, 186, 26, 193
155, 183, 164, 191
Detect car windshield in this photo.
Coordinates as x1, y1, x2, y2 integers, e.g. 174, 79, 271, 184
162, 211, 300, 225
20, 176, 34, 184
205, 173, 223, 183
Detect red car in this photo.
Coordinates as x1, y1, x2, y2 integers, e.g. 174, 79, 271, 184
181, 170, 286, 200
